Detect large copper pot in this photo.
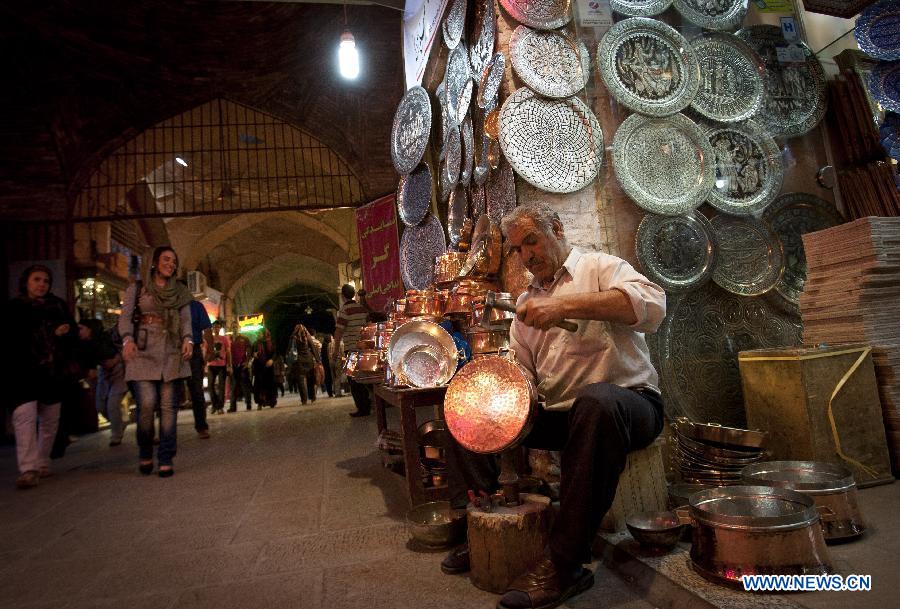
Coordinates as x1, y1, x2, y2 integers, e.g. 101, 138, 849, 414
465, 328, 510, 355
435, 252, 468, 286
444, 279, 497, 318
471, 292, 516, 329
404, 289, 444, 317
359, 323, 377, 342
354, 349, 384, 375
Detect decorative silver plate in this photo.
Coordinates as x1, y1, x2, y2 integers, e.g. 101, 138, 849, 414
736, 26, 827, 139
391, 86, 432, 175
651, 283, 802, 427
598, 18, 700, 117
690, 32, 765, 123
461, 115, 475, 187
400, 214, 447, 290
673, 0, 748, 31
478, 53, 506, 109
610, 0, 673, 17
471, 183, 487, 217
436, 82, 452, 148
855, 0, 900, 61
612, 112, 714, 215
446, 45, 472, 126
710, 214, 784, 296
703, 119, 783, 216
500, 0, 572, 30
636, 212, 717, 292
763, 192, 843, 306
448, 184, 469, 248
443, 0, 467, 50
486, 158, 517, 224
870, 60, 900, 113
397, 162, 433, 227
510, 26, 589, 99
470, 0, 496, 81
445, 125, 462, 193
499, 87, 603, 194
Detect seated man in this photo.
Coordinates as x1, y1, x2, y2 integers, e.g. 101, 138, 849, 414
442, 203, 666, 609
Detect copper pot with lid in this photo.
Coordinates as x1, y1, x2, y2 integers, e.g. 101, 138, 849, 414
435, 252, 468, 286
471, 292, 516, 329
466, 328, 510, 355
444, 279, 497, 318
404, 289, 444, 317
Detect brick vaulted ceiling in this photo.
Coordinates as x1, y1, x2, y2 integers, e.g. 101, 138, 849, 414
0, 0, 405, 223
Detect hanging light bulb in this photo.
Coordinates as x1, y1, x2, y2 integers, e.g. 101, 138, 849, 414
339, 29, 359, 79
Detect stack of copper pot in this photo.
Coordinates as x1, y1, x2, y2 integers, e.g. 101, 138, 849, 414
349, 323, 384, 382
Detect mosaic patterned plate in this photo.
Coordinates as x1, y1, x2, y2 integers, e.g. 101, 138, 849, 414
673, 0, 748, 31
763, 192, 843, 306
500, 0, 572, 30
651, 282, 802, 427
636, 212, 717, 292
736, 26, 827, 139
400, 213, 447, 290
610, 0, 673, 17
479, 53, 506, 109
599, 18, 700, 117
612, 112, 714, 215
443, 0, 467, 50
510, 26, 589, 99
499, 87, 603, 194
397, 162, 433, 227
391, 86, 432, 175
461, 115, 475, 187
690, 32, 765, 123
870, 60, 900, 113
486, 158, 517, 224
470, 0, 497, 81
710, 214, 784, 296
703, 119, 783, 216
855, 0, 900, 61
446, 45, 472, 126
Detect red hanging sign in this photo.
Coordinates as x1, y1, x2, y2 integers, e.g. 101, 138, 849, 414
356, 194, 403, 313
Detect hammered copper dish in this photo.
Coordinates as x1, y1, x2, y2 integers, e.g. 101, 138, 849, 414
398, 344, 457, 388
406, 501, 467, 549
626, 510, 685, 550
387, 320, 458, 377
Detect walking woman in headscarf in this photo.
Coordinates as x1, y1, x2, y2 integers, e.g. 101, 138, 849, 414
252, 328, 278, 408
5, 264, 77, 489
119, 246, 193, 477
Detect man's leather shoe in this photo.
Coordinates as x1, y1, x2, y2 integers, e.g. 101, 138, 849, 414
349, 411, 370, 418
441, 543, 470, 574
497, 558, 594, 609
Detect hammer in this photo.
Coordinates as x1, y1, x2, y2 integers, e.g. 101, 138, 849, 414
484, 291, 578, 332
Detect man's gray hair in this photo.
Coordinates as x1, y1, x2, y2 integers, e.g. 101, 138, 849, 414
500, 203, 562, 238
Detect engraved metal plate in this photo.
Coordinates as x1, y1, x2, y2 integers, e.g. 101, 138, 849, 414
710, 214, 784, 296
612, 112, 714, 215
673, 0, 748, 31
397, 162, 433, 227
870, 60, 900, 113
500, 0, 572, 30
443, 0, 467, 50
763, 192, 843, 306
470, 0, 496, 80
461, 115, 475, 187
610, 0, 673, 17
448, 184, 469, 248
400, 214, 447, 290
855, 0, 900, 61
391, 86, 432, 175
598, 18, 700, 117
651, 282, 802, 427
436, 82, 452, 149
703, 119, 783, 216
736, 26, 827, 139
446, 45, 472, 126
486, 158, 517, 224
445, 125, 462, 192
478, 53, 506, 109
510, 26, 589, 99
690, 32, 765, 123
499, 87, 603, 194
636, 212, 717, 292
471, 183, 487, 217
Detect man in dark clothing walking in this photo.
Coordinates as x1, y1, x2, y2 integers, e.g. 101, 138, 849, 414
187, 300, 213, 439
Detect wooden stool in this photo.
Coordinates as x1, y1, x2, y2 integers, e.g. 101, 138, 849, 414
600, 437, 668, 531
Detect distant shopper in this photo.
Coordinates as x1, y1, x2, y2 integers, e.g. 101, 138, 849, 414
321, 334, 335, 398
252, 328, 278, 409
186, 299, 213, 438
333, 284, 370, 416
95, 323, 128, 446
273, 354, 286, 397
291, 324, 318, 405
229, 322, 253, 412
207, 320, 231, 415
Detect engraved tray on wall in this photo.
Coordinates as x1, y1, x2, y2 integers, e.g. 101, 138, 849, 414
470, 0, 497, 81
443, 0, 467, 50
610, 0, 673, 17
636, 211, 717, 292
710, 214, 784, 296
500, 0, 572, 30
673, 0, 749, 31
649, 282, 802, 427
703, 119, 784, 216
736, 26, 827, 139
499, 87, 603, 194
446, 44, 473, 126
598, 18, 701, 117
510, 26, 589, 99
400, 213, 447, 290
397, 162, 433, 227
690, 32, 766, 123
855, 0, 900, 61
762, 192, 844, 307
612, 112, 715, 215
869, 60, 900, 113
391, 86, 432, 175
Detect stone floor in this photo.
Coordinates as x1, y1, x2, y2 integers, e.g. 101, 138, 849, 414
0, 394, 655, 609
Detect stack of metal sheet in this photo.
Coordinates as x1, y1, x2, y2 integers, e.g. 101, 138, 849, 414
672, 418, 767, 485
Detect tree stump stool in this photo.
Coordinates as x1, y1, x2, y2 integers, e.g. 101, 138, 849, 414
466, 493, 551, 593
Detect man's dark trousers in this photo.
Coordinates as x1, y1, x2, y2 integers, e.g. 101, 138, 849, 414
188, 344, 209, 432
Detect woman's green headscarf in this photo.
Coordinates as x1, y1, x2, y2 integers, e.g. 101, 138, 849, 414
141, 247, 194, 346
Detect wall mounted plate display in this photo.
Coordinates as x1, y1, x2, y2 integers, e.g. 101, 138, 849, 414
391, 86, 432, 175
500, 0, 572, 30
509, 26, 589, 99
690, 32, 765, 123
673, 0, 749, 31
470, 0, 497, 80
636, 211, 717, 292
610, 0, 673, 17
869, 60, 900, 113
397, 162, 433, 227
486, 158, 517, 224
447, 185, 469, 248
855, 0, 900, 61
460, 115, 475, 187
710, 214, 784, 296
443, 0, 467, 50
400, 213, 447, 290
478, 53, 506, 109
446, 44, 472, 126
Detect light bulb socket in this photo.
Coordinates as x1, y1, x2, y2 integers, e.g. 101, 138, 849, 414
341, 29, 355, 44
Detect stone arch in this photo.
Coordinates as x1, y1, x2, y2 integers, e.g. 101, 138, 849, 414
229, 252, 339, 315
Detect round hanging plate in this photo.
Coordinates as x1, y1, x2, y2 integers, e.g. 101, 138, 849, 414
736, 26, 826, 139
478, 53, 506, 109
460, 115, 475, 187
689, 32, 765, 123
391, 86, 432, 175
855, 0, 900, 61
612, 112, 714, 215
509, 26, 589, 99
673, 0, 748, 31
870, 60, 900, 113
400, 214, 447, 290
500, 0, 572, 30
763, 192, 843, 307
443, 0, 467, 50
610, 0, 673, 17
703, 119, 783, 216
470, 0, 497, 80
499, 87, 603, 194
636, 211, 717, 292
397, 162, 433, 227
710, 214, 784, 296
445, 124, 462, 193
486, 158, 517, 224
470, 183, 487, 217
598, 18, 700, 117
446, 45, 472, 126
447, 184, 469, 248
